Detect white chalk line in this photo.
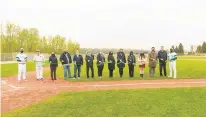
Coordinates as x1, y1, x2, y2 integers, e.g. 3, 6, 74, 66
60, 81, 206, 88
2, 89, 21, 93
1, 80, 28, 89
1, 80, 7, 84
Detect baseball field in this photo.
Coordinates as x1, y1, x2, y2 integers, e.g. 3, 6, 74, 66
1, 56, 206, 117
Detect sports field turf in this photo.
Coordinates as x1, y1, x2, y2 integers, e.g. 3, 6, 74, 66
44, 59, 206, 81
178, 56, 206, 59
1, 61, 49, 77
2, 87, 206, 117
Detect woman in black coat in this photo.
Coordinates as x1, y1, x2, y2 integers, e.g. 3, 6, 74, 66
108, 51, 115, 78
49, 52, 58, 80
117, 52, 126, 78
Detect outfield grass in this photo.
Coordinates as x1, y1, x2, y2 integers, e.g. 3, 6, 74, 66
2, 87, 206, 117
44, 59, 206, 81
1, 61, 49, 77
178, 56, 206, 59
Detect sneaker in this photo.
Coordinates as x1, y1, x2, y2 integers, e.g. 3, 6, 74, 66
168, 76, 172, 78
78, 77, 80, 79
99, 77, 102, 79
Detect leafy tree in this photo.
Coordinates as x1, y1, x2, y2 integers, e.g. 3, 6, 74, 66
178, 43, 184, 53
174, 46, 179, 53
0, 22, 81, 54
196, 45, 202, 53
4, 23, 20, 52
202, 41, 206, 53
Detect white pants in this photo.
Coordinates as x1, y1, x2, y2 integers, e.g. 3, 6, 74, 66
169, 61, 176, 78
18, 63, 26, 81
36, 66, 43, 79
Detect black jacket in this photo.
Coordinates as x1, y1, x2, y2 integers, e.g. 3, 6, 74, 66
49, 55, 58, 67
128, 55, 136, 65
158, 50, 167, 63
85, 54, 94, 66
73, 54, 83, 66
60, 52, 72, 65
108, 55, 115, 70
117, 52, 126, 62
117, 54, 126, 68
97, 53, 105, 66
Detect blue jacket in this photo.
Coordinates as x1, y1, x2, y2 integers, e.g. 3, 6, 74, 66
73, 55, 83, 66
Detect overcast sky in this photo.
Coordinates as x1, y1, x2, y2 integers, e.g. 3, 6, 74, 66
1, 0, 206, 50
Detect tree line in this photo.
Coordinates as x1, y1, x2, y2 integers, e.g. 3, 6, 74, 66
196, 41, 206, 53
1, 23, 205, 55
171, 43, 184, 54
0, 23, 80, 54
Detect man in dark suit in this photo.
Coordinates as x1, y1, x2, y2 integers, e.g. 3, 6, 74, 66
127, 51, 136, 78
97, 50, 105, 78
158, 46, 168, 77
73, 51, 83, 79
85, 51, 94, 78
108, 51, 115, 78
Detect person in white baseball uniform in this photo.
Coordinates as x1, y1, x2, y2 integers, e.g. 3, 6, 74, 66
16, 48, 28, 82
33, 50, 45, 81
168, 48, 177, 78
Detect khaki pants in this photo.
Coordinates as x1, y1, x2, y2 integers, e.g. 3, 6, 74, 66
149, 67, 156, 77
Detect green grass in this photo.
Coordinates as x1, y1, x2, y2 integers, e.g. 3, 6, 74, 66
178, 56, 206, 59
1, 61, 49, 77
2, 87, 206, 117
44, 59, 206, 81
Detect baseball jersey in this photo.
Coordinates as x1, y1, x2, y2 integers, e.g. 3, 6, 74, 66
33, 54, 45, 67
168, 52, 177, 61
16, 53, 27, 64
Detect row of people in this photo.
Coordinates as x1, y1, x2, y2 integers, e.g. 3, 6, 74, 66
50, 49, 146, 80
16, 47, 177, 82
